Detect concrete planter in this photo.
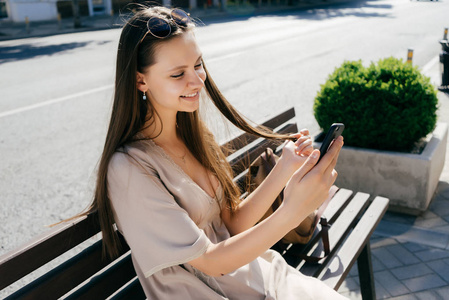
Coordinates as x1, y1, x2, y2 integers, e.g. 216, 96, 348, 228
314, 122, 448, 215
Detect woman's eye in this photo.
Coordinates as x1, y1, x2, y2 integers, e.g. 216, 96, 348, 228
171, 72, 184, 78
195, 62, 203, 69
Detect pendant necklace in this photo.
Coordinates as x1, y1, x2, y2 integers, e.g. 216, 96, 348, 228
179, 149, 187, 164
165, 144, 188, 164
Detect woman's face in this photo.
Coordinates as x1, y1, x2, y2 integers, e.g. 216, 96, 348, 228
137, 31, 206, 116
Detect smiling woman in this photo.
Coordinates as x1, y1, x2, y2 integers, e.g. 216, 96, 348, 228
68, 5, 347, 299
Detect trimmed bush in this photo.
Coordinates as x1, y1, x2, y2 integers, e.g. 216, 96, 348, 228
313, 57, 438, 152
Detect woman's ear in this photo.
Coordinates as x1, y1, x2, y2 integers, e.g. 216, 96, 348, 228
136, 72, 148, 93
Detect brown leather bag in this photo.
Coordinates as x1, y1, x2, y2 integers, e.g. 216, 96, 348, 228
247, 148, 338, 261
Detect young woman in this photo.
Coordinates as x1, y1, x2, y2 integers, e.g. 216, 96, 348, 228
87, 5, 346, 299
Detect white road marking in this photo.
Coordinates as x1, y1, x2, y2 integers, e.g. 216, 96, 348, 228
0, 85, 113, 118
421, 55, 439, 74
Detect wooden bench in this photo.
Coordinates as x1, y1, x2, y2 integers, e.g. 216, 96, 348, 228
0, 107, 389, 300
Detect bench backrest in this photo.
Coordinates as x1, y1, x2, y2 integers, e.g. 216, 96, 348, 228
0, 108, 298, 299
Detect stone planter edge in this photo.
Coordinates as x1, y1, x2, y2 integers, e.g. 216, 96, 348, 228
313, 122, 448, 215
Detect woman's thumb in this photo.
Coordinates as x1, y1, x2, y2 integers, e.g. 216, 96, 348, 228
292, 149, 320, 180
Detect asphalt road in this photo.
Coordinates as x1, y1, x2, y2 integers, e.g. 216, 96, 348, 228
0, 0, 448, 258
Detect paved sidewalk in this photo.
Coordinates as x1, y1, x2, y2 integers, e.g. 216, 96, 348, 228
339, 59, 449, 299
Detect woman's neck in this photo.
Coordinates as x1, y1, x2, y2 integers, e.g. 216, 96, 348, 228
143, 110, 181, 146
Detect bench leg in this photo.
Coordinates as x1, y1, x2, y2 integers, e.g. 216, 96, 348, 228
357, 241, 376, 300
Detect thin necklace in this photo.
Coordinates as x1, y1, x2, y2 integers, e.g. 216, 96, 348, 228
164, 144, 188, 164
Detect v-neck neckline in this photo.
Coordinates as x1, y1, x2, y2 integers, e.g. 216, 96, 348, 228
146, 138, 220, 200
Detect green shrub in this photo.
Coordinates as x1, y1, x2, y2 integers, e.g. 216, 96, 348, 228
313, 57, 438, 152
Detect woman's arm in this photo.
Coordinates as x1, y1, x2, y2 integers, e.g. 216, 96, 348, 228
221, 130, 313, 235
190, 136, 343, 277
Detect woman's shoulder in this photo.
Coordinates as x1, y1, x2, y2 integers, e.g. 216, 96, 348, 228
109, 139, 164, 174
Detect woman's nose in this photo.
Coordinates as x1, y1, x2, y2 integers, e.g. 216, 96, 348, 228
188, 70, 205, 88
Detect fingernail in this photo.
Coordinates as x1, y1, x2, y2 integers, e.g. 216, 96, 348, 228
311, 150, 319, 158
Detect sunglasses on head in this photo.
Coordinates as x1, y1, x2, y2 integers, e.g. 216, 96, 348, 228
143, 8, 190, 40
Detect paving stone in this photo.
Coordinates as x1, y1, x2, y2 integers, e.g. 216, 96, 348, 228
414, 248, 449, 262
434, 224, 449, 233
443, 214, 449, 223
371, 236, 399, 249
414, 290, 443, 300
402, 242, 429, 253
373, 248, 404, 269
382, 212, 416, 225
349, 262, 359, 277
390, 263, 434, 280
372, 254, 387, 272
435, 184, 449, 201
339, 290, 362, 300
386, 244, 420, 265
402, 274, 447, 293
339, 276, 360, 292
418, 211, 440, 220
429, 202, 449, 217
387, 294, 419, 300
435, 286, 449, 299
374, 275, 391, 299
414, 217, 448, 229
375, 221, 448, 250
427, 260, 449, 282
374, 270, 410, 297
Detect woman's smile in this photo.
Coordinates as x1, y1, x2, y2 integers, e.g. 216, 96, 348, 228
180, 91, 199, 100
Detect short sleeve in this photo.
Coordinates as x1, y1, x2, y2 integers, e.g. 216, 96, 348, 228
107, 152, 211, 277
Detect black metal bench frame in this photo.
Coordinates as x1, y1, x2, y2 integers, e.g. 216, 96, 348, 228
0, 107, 389, 300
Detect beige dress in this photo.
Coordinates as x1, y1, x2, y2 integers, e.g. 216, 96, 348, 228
108, 139, 348, 300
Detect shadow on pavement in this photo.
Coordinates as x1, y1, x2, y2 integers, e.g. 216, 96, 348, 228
199, 0, 392, 25
0, 40, 111, 64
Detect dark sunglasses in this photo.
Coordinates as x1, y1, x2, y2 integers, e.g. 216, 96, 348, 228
143, 8, 190, 40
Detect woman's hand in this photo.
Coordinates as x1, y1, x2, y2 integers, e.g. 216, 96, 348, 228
281, 136, 343, 228
278, 129, 313, 176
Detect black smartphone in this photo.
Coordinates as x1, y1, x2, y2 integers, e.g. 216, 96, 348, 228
318, 123, 345, 162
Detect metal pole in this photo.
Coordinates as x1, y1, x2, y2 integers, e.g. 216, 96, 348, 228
25, 16, 30, 34
57, 13, 62, 30
439, 28, 449, 91
407, 48, 413, 64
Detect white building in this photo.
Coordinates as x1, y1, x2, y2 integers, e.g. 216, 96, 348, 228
0, 0, 224, 23
0, 0, 113, 22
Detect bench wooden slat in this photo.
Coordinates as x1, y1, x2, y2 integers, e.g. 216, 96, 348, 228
317, 196, 389, 290
5, 240, 102, 300
108, 277, 145, 300
223, 108, 296, 152
279, 188, 353, 259
323, 188, 354, 223
299, 192, 370, 276
230, 122, 298, 177
63, 251, 137, 300
0, 213, 101, 291
5, 233, 131, 300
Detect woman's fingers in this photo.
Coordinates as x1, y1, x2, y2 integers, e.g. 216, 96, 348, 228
299, 128, 309, 136
316, 136, 344, 173
290, 129, 310, 141
290, 149, 320, 182
295, 139, 313, 155
294, 132, 313, 156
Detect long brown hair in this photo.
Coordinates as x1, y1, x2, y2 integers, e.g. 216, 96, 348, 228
78, 5, 294, 259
